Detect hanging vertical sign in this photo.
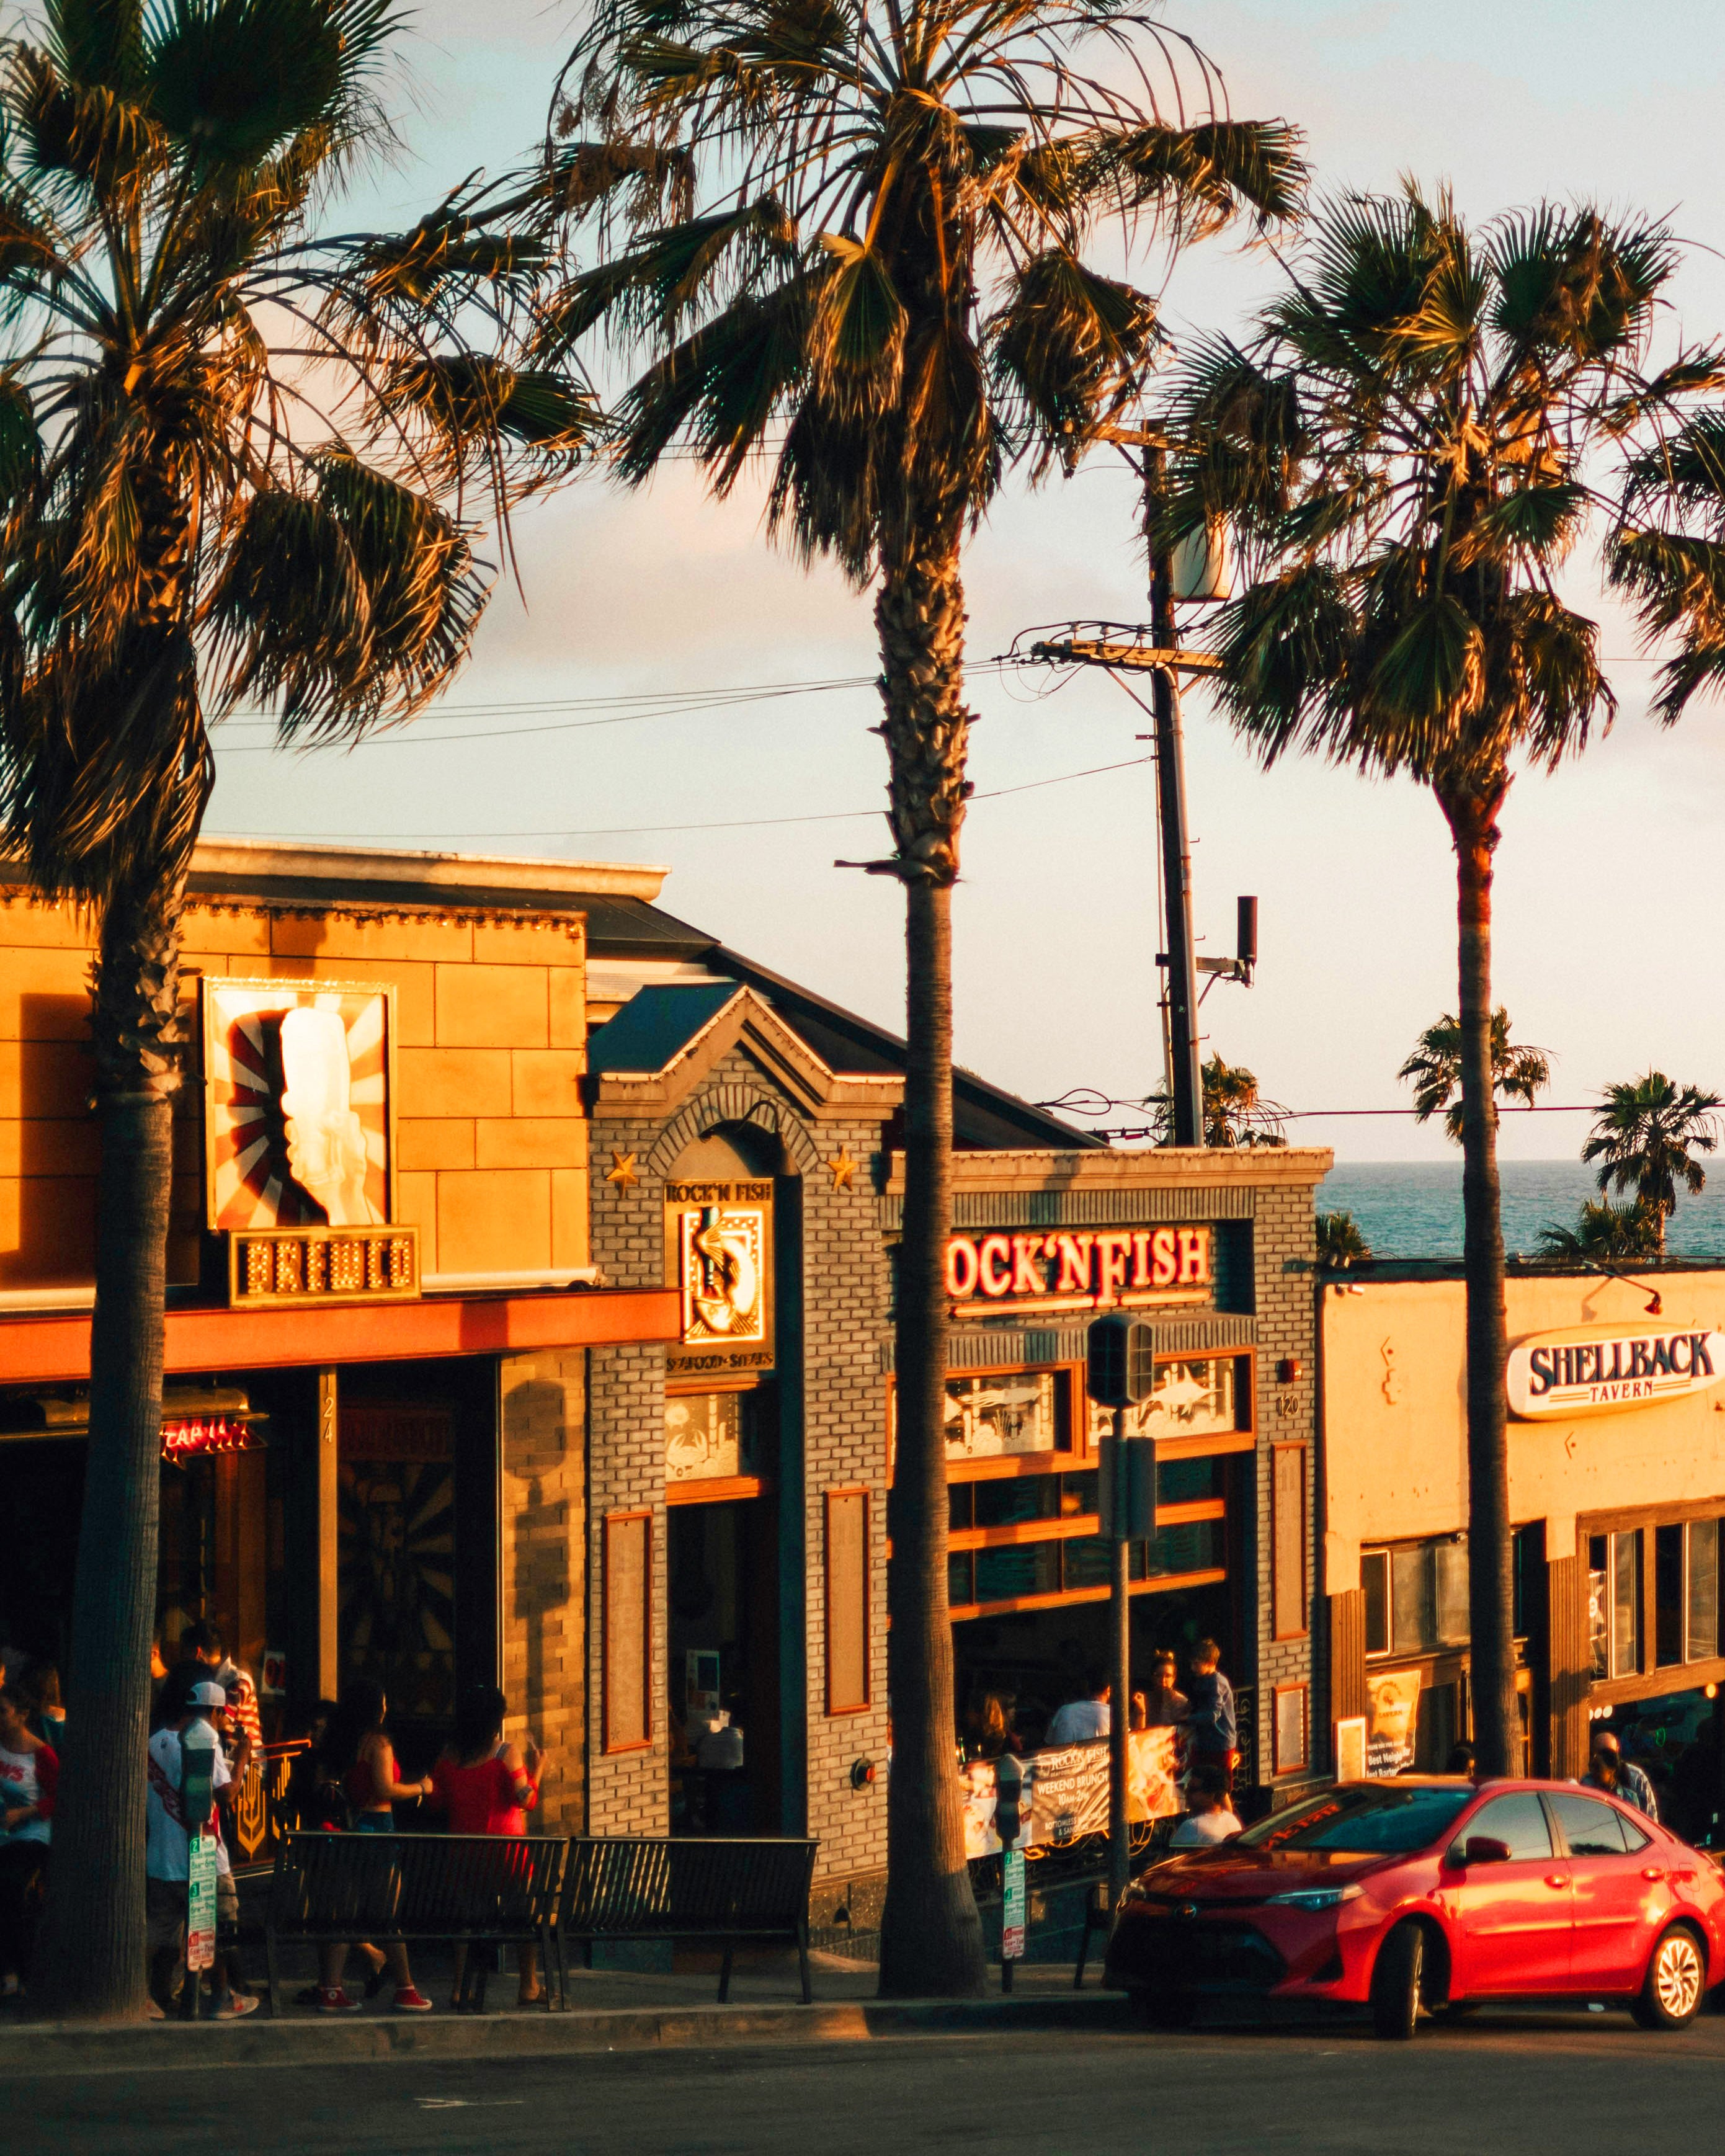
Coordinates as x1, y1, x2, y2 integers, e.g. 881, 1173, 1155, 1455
186, 1830, 219, 1972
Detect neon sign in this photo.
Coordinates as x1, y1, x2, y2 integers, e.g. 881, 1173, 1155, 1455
943, 1226, 1212, 1312
162, 1417, 263, 1461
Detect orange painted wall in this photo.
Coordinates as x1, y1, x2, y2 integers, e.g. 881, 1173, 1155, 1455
0, 887, 588, 1289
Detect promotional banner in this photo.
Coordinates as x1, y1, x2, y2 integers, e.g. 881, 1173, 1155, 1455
1365, 1667, 1422, 1778
961, 1730, 1185, 1858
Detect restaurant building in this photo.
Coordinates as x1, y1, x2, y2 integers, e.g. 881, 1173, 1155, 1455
0, 840, 680, 1842
1322, 1264, 1725, 1834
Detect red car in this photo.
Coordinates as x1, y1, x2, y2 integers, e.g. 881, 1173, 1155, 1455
1105, 1777, 1725, 2039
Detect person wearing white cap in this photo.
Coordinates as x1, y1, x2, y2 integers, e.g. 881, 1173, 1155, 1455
145, 1682, 257, 2018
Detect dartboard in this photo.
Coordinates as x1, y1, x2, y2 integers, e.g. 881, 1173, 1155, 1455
205, 980, 389, 1229
337, 1461, 456, 1718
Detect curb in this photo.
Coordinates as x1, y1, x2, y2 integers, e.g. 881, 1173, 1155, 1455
0, 1991, 1131, 2077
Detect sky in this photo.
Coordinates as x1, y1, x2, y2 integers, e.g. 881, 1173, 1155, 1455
200, 0, 1725, 1163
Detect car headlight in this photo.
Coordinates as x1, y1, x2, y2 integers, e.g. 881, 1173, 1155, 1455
1265, 1884, 1364, 1911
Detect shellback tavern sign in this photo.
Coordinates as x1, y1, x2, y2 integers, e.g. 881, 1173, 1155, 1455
943, 1224, 1213, 1318
1507, 1322, 1725, 1420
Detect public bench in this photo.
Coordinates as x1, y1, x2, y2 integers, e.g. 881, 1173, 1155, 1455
555, 1835, 818, 2005
262, 1831, 566, 2017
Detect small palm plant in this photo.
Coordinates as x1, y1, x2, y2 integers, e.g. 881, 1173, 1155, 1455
1580, 1073, 1719, 1250
1537, 1197, 1664, 1262
1159, 184, 1719, 1775
1399, 1010, 1552, 1142
1, 0, 602, 2020
1316, 1209, 1371, 1267
558, 0, 1304, 1995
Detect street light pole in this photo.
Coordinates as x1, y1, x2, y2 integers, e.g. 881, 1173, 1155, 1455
1144, 445, 1204, 1150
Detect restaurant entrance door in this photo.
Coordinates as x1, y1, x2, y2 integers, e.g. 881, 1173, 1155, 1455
667, 1494, 781, 1833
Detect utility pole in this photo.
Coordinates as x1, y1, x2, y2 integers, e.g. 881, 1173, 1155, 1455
1144, 444, 1204, 1150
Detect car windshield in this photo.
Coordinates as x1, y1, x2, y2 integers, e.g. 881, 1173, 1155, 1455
1234, 1785, 1475, 1856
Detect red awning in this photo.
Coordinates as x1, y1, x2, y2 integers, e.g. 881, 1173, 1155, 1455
0, 1286, 680, 1384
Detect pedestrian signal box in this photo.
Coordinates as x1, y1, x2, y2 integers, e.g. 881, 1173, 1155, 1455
1087, 1315, 1155, 1408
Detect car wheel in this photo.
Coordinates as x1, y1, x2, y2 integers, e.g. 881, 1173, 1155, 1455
1130, 1987, 1199, 2030
1368, 1922, 1424, 2042
1633, 1927, 1706, 2032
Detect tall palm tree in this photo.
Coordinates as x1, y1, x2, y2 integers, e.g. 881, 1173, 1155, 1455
1190, 1053, 1288, 1146
1399, 1009, 1551, 1143
1161, 185, 1711, 1776
1, 0, 601, 2020
1580, 1073, 1719, 1249
558, 0, 1303, 1994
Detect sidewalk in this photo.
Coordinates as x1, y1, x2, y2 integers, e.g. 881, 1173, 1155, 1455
0, 1953, 1131, 2078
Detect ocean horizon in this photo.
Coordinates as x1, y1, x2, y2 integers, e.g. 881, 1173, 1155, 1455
1318, 1159, 1725, 1261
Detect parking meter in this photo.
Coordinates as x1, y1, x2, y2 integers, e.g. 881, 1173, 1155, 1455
181, 1714, 221, 2013
181, 1714, 217, 1832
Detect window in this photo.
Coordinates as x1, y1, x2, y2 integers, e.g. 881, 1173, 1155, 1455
1689, 1519, 1720, 1664
1362, 1549, 1390, 1657
603, 1512, 651, 1753
1591, 1518, 1722, 1680
1274, 1684, 1307, 1774
1087, 1354, 1249, 1446
943, 1369, 1068, 1460
1466, 1792, 1553, 1862
1656, 1523, 1685, 1668
1548, 1793, 1632, 1858
1362, 1537, 1469, 1657
946, 1517, 1226, 1613
1613, 1531, 1641, 1678
825, 1490, 870, 1714
1237, 1783, 1473, 1855
1272, 1446, 1307, 1641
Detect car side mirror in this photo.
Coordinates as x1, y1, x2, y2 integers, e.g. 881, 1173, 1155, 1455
1458, 1835, 1512, 1867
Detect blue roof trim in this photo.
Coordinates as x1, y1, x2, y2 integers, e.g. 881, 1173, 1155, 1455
585, 981, 744, 1077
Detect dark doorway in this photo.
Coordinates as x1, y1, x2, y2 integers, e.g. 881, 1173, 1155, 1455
667, 1497, 781, 1833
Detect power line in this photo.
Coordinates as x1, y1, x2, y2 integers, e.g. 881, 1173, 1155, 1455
215, 752, 1152, 845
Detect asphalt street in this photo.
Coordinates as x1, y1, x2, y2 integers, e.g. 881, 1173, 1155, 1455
22, 2010, 1725, 2156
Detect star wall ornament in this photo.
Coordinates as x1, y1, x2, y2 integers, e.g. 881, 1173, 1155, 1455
827, 1148, 858, 1191
605, 1151, 640, 1191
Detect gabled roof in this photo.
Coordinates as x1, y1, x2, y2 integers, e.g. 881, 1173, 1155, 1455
584, 981, 903, 1121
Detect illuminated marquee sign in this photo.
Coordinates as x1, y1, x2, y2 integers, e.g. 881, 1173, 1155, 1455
203, 978, 416, 1309
943, 1226, 1212, 1315
1507, 1322, 1725, 1419
664, 1180, 775, 1376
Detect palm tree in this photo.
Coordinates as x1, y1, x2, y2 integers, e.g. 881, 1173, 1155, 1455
1316, 1209, 1371, 1267
2, 0, 601, 2020
1161, 185, 1709, 1776
558, 0, 1303, 1995
1399, 1010, 1551, 1143
1199, 1054, 1288, 1146
1580, 1074, 1719, 1250
1536, 1198, 1663, 1262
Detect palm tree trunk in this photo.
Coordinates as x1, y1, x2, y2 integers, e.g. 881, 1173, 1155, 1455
32, 865, 189, 2021
1444, 785, 1518, 1780
875, 540, 987, 2000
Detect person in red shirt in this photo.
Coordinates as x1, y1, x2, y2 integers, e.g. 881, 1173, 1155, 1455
430, 1685, 545, 2007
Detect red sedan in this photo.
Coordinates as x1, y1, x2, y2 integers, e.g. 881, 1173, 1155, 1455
1104, 1777, 1725, 2038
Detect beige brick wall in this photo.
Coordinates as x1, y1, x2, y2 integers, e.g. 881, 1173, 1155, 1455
0, 888, 589, 1288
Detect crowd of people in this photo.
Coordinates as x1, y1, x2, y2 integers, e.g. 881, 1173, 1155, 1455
963, 1640, 1240, 1783
0, 1622, 549, 2017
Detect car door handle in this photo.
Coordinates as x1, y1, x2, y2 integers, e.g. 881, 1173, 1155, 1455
1545, 1875, 1567, 1891
1643, 1868, 1667, 1882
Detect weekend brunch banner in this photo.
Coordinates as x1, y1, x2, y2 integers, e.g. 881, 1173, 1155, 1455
961, 1730, 1185, 1858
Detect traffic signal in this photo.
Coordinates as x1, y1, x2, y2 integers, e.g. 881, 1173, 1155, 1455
1087, 1314, 1155, 1408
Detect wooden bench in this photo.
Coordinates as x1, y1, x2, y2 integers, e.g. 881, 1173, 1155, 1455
555, 1836, 818, 2005
263, 1831, 565, 2016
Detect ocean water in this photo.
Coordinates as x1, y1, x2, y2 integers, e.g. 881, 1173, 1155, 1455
1319, 1160, 1725, 1261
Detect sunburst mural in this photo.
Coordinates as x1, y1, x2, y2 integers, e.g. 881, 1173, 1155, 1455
204, 979, 390, 1230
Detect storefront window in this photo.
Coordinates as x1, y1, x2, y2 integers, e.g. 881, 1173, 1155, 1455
1361, 1537, 1468, 1658
1589, 1535, 1609, 1679
942, 1370, 1068, 1460
1087, 1355, 1246, 1445
1656, 1523, 1685, 1668
1613, 1530, 1641, 1679
1688, 1520, 1719, 1664
949, 1517, 1226, 1612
